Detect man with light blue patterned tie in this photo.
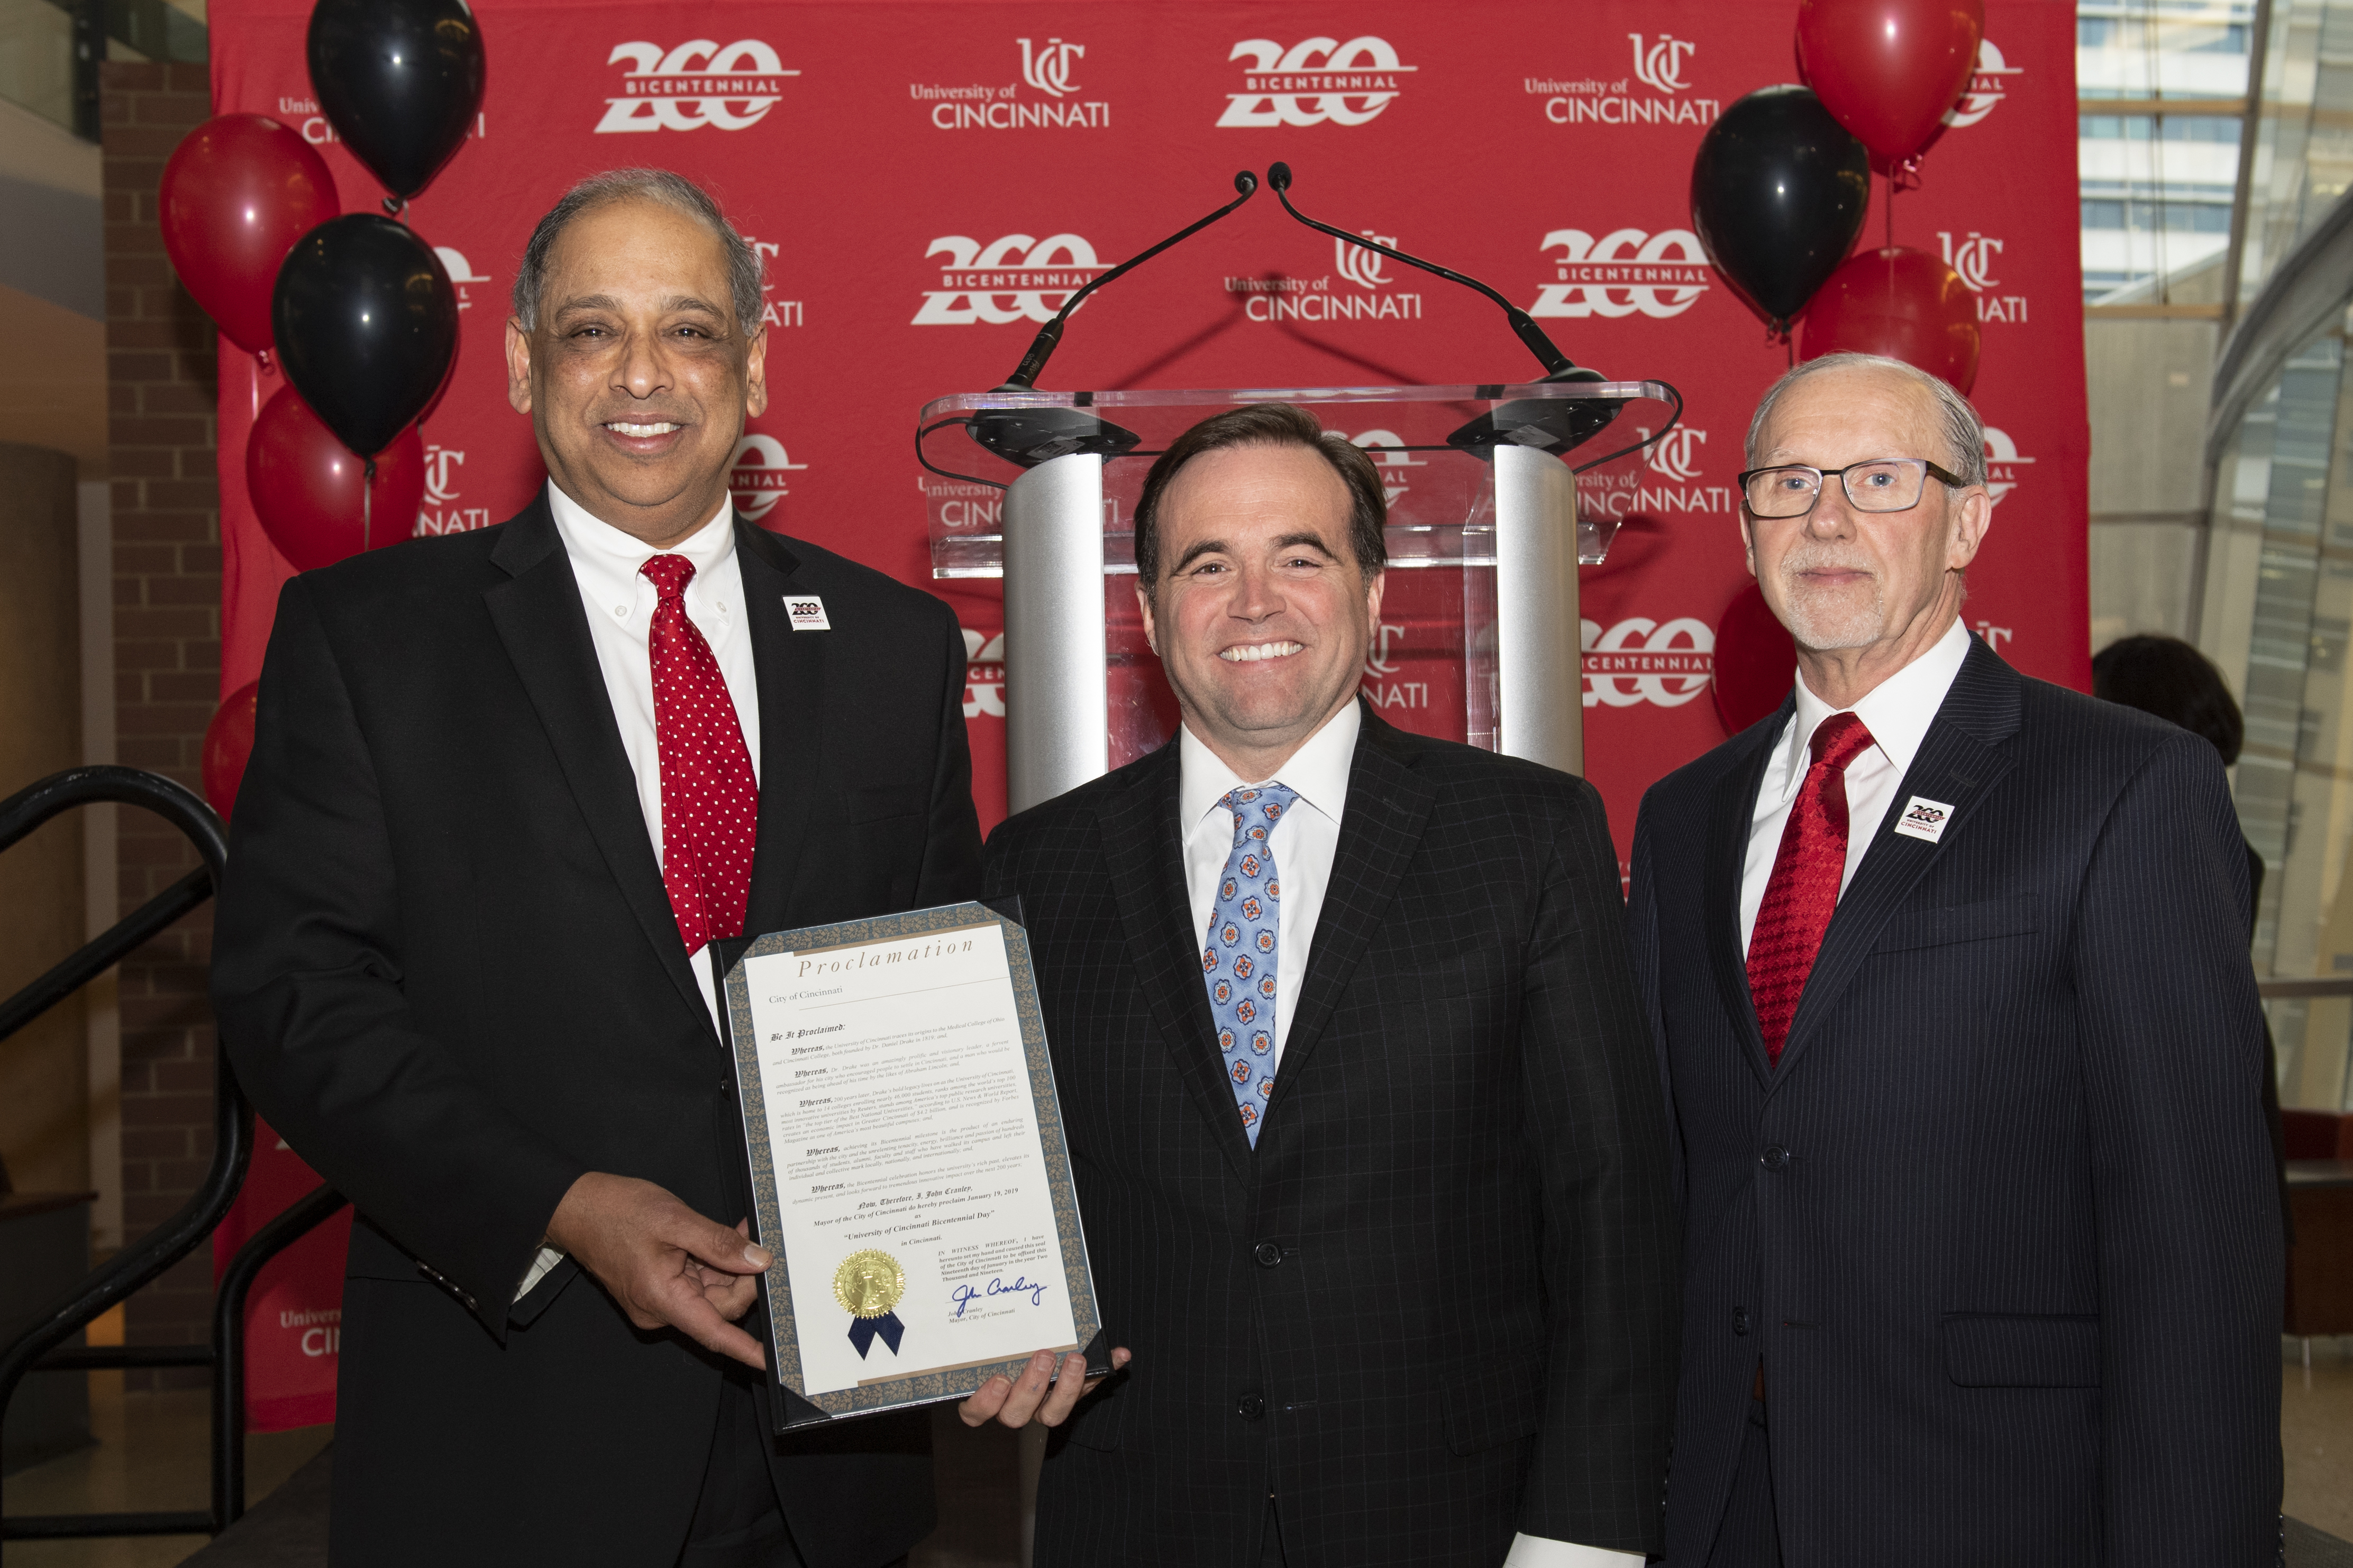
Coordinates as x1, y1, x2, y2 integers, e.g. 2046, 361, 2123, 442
969, 402, 1676, 1568
1205, 784, 1295, 1141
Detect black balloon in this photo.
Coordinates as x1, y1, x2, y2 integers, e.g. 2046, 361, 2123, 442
1690, 86, 1871, 332
272, 215, 458, 459
307, 0, 486, 201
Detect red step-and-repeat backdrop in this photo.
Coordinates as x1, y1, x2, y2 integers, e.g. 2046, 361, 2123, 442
208, 0, 2084, 1428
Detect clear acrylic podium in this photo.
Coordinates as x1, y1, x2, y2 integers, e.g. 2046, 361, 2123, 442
919, 381, 1677, 814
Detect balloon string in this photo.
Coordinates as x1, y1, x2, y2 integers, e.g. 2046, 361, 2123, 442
363, 456, 376, 550
1885, 171, 1894, 251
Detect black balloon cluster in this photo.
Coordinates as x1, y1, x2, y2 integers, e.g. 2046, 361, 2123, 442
1690, 87, 1871, 337
273, 0, 485, 460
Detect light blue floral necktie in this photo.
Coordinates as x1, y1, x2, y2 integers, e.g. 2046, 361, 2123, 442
1201, 783, 1296, 1145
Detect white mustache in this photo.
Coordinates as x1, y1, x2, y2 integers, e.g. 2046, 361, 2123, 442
1779, 544, 1879, 584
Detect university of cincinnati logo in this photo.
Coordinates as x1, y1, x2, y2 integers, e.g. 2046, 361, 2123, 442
1526, 32, 1720, 126
1944, 40, 2022, 129
918, 38, 1108, 129
1982, 428, 2033, 507
1581, 425, 1737, 519
728, 435, 808, 524
431, 246, 490, 311
1358, 621, 1429, 712
415, 445, 491, 536
1336, 232, 1391, 290
1218, 36, 1415, 127
1529, 227, 1711, 319
913, 233, 1103, 325
596, 40, 799, 133
1582, 617, 1715, 709
1937, 230, 2029, 323
1020, 38, 1082, 97
1630, 33, 1695, 94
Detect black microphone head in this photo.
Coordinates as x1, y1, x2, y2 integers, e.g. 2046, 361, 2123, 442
1267, 162, 1293, 191
1233, 169, 1258, 196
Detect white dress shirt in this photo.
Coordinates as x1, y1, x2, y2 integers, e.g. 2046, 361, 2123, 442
1739, 618, 1973, 955
522, 483, 764, 1299
1178, 700, 1636, 1568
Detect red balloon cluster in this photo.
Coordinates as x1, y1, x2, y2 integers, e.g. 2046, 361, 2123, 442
248, 388, 424, 571
1712, 584, 1800, 736
203, 682, 261, 820
1798, 0, 1986, 175
1800, 247, 1981, 392
159, 116, 339, 356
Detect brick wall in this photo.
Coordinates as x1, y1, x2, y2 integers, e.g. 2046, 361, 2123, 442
102, 60, 223, 1377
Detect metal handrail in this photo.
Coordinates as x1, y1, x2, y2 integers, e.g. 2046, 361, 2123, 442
0, 766, 346, 1549
2258, 977, 2353, 1000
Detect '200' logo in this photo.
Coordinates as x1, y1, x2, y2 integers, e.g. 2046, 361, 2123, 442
1582, 617, 1714, 708
596, 40, 797, 134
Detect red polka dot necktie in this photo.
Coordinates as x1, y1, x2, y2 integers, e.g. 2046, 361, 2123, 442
640, 554, 758, 956
1746, 712, 1875, 1067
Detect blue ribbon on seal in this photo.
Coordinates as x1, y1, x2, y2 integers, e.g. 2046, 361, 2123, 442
849, 1312, 905, 1358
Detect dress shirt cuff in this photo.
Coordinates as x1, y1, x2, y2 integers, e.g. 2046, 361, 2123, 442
1503, 1534, 1644, 1567
515, 1244, 564, 1303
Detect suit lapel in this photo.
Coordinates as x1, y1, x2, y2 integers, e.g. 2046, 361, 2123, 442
1770, 638, 2023, 1087
482, 496, 707, 1032
1706, 702, 1790, 1088
734, 522, 826, 938
1265, 710, 1437, 1114
1095, 744, 1257, 1185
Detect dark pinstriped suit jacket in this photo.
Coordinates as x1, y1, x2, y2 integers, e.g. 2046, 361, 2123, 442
983, 705, 1680, 1568
1628, 635, 2282, 1566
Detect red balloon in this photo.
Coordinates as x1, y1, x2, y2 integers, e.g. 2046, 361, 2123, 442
1795, 0, 1985, 169
160, 116, 340, 355
1713, 582, 1798, 736
247, 387, 424, 571
1799, 246, 1981, 392
203, 682, 261, 819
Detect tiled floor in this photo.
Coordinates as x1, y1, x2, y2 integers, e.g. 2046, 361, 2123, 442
8, 1343, 2351, 1566
2, 1373, 331, 1568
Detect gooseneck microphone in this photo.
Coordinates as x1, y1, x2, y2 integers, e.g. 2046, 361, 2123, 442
1264, 162, 1626, 459
967, 171, 1260, 467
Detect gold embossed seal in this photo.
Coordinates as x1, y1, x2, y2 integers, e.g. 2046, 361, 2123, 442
832, 1250, 906, 1319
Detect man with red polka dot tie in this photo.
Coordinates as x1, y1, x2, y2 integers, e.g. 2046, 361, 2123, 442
214, 171, 980, 1568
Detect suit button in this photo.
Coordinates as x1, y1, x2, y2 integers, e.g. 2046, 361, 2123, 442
1760, 1145, 1791, 1171
719, 1077, 734, 1096
1732, 1308, 1752, 1336
1253, 1241, 1283, 1268
1236, 1392, 1266, 1422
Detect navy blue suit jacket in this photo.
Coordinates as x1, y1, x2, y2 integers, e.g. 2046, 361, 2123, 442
1628, 635, 2281, 1566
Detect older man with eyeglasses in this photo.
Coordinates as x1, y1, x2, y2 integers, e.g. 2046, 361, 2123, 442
1627, 352, 2282, 1567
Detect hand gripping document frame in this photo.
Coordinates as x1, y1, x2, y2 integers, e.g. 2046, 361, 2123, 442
714, 898, 1108, 1431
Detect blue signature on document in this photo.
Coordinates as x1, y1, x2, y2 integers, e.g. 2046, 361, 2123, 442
950, 1275, 1052, 1318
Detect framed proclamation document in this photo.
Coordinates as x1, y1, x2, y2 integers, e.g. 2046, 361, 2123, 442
715, 901, 1106, 1429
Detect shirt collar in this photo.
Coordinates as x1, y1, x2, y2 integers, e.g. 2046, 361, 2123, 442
1776, 617, 1973, 800
1179, 699, 1362, 831
545, 480, 736, 609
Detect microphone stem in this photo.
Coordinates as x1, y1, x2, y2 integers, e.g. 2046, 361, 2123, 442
1270, 184, 1576, 380
1000, 177, 1258, 390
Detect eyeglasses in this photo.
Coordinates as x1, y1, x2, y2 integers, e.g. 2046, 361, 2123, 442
1736, 459, 1969, 519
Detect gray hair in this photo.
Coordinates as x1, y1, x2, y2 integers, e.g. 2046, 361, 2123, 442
510, 168, 765, 334
1743, 352, 1988, 487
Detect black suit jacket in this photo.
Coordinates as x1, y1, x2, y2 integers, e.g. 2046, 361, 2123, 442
982, 707, 1679, 1568
211, 495, 982, 1567
1627, 636, 2282, 1566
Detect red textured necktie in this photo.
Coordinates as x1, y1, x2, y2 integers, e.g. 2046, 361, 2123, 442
1747, 712, 1876, 1066
640, 554, 758, 955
